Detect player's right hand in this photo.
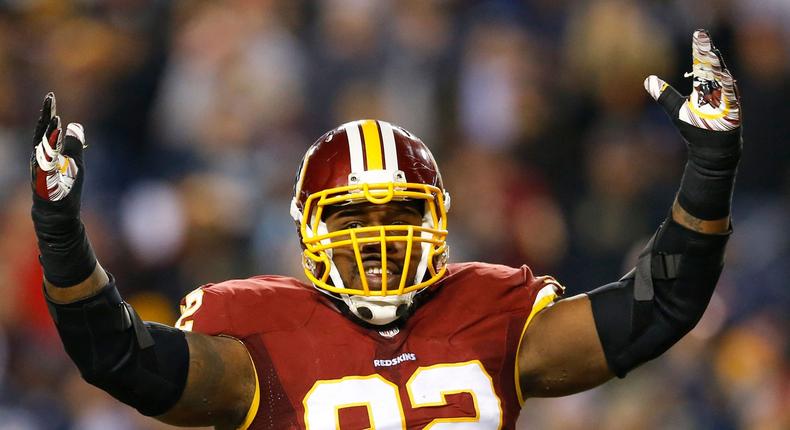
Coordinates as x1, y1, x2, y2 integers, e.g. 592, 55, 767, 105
30, 93, 102, 289
31, 92, 86, 210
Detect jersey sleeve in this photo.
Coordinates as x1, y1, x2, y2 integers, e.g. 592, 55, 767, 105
437, 263, 565, 415
521, 273, 565, 329
514, 270, 565, 405
175, 283, 234, 335
442, 262, 564, 321
174, 282, 263, 430
174, 276, 319, 336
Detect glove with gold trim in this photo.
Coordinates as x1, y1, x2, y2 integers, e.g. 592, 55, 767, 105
645, 29, 742, 220
30, 92, 97, 287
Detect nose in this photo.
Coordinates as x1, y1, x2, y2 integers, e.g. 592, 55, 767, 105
359, 230, 401, 257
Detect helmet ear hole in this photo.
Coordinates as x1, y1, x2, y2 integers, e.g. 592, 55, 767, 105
357, 307, 373, 320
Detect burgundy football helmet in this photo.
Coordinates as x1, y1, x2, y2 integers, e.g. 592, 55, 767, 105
290, 120, 450, 324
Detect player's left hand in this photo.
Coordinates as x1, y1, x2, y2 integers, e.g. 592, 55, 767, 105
644, 29, 742, 200
645, 29, 741, 133
645, 29, 742, 224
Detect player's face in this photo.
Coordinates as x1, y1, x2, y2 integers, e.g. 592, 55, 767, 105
323, 200, 425, 292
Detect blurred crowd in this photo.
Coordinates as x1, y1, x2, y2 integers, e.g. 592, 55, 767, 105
0, 0, 787, 429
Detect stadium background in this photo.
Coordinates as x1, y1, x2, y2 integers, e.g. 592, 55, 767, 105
0, 0, 787, 429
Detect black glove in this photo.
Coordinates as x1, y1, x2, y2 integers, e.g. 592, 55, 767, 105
645, 29, 742, 220
30, 92, 97, 287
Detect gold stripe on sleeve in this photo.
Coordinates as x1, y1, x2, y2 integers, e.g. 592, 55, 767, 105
237, 346, 261, 430
513, 285, 559, 405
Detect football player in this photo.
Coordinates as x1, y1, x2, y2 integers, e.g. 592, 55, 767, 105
31, 30, 741, 429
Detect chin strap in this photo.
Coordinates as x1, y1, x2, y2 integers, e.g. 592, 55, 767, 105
341, 293, 416, 325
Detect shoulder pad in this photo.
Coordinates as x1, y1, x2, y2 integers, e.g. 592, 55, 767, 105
177, 275, 322, 337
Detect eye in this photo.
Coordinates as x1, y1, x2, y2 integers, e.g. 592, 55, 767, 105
344, 221, 364, 229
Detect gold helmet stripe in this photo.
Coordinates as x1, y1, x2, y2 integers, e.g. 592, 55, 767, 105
378, 120, 399, 171
361, 119, 384, 170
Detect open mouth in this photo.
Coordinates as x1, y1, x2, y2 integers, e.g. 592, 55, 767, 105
361, 260, 404, 292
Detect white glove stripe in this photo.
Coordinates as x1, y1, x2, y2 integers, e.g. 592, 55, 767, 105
36, 137, 59, 171
66, 122, 86, 146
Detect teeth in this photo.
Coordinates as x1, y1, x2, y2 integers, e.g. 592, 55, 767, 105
366, 267, 394, 276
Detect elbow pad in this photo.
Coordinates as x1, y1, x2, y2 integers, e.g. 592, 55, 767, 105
588, 217, 730, 377
45, 276, 189, 416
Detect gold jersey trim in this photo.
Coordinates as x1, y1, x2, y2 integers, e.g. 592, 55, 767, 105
513, 282, 560, 405
237, 342, 261, 430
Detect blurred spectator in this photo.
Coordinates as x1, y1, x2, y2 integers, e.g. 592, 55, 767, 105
0, 1, 786, 428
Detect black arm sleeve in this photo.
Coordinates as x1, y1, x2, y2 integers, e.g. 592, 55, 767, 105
46, 275, 189, 416
587, 217, 730, 377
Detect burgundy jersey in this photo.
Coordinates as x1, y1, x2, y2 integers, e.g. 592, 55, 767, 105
176, 262, 562, 429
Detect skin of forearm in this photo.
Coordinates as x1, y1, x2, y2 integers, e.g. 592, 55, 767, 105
44, 263, 110, 304
671, 198, 730, 234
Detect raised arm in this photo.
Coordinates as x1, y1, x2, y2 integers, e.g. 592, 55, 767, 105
518, 30, 742, 398
30, 93, 256, 428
